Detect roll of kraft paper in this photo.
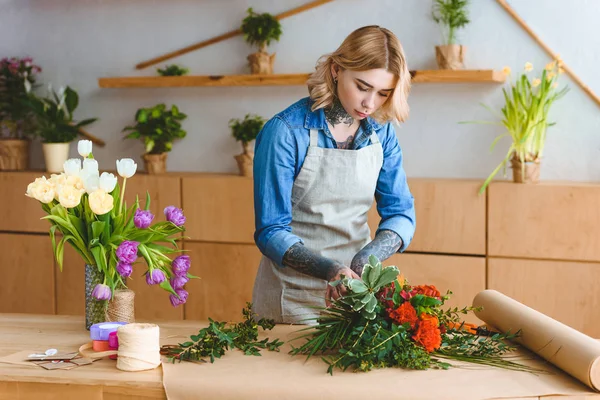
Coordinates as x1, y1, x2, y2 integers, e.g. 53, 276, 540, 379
473, 289, 600, 391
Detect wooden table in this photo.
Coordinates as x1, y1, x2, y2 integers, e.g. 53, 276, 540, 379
1, 314, 600, 400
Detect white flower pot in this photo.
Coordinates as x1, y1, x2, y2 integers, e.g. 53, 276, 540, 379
43, 142, 70, 173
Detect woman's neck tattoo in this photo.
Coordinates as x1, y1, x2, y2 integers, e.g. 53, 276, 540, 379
325, 99, 354, 127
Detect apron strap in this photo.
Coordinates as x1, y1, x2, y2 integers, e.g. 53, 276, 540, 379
309, 129, 319, 147
369, 130, 380, 144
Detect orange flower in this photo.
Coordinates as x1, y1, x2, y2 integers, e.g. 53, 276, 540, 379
388, 302, 418, 328
412, 319, 442, 353
419, 313, 439, 327
412, 284, 441, 299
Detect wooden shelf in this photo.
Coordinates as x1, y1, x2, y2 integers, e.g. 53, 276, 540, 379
97, 69, 505, 88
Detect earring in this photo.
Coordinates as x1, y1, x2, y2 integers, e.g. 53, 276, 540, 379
333, 76, 338, 84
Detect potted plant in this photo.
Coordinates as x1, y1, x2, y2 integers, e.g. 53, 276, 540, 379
466, 60, 569, 194
431, 0, 470, 70
122, 103, 187, 174
157, 64, 189, 76
0, 57, 42, 170
229, 114, 265, 177
240, 7, 282, 74
23, 85, 97, 173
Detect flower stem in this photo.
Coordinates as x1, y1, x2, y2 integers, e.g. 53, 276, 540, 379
118, 177, 127, 216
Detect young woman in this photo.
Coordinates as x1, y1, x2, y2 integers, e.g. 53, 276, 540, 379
252, 25, 416, 324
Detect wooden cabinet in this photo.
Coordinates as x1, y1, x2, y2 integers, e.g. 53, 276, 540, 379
183, 242, 261, 322
0, 172, 48, 233
488, 257, 600, 337
0, 233, 54, 314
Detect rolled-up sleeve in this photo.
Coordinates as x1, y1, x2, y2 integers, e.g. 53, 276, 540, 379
375, 123, 416, 252
253, 117, 303, 266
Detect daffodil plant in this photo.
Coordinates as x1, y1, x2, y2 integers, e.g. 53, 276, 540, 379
464, 59, 569, 194
25, 140, 195, 307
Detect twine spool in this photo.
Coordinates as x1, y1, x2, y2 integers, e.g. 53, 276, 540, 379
116, 323, 161, 372
105, 289, 135, 323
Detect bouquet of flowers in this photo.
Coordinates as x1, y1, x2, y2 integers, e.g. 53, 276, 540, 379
290, 256, 542, 374
25, 140, 195, 328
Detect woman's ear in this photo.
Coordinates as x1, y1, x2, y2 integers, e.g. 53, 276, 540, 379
330, 63, 339, 80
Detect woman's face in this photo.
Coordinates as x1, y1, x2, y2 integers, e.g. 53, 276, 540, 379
333, 66, 396, 120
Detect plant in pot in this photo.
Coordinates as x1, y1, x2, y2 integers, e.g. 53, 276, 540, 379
23, 85, 98, 173
157, 64, 189, 76
240, 7, 282, 75
431, 0, 470, 70
122, 104, 187, 174
0, 57, 42, 170
464, 60, 569, 194
229, 114, 265, 177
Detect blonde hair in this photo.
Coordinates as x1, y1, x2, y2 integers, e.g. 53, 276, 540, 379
307, 25, 411, 124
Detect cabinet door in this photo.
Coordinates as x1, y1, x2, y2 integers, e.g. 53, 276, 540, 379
385, 253, 486, 324
0, 233, 54, 314
0, 172, 48, 233
183, 242, 261, 322
488, 257, 600, 337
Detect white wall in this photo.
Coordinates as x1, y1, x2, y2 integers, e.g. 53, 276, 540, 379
2, 0, 599, 182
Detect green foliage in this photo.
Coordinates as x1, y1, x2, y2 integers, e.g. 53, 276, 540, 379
240, 7, 283, 51
161, 303, 284, 363
157, 64, 189, 76
431, 0, 470, 45
123, 103, 187, 154
21, 85, 97, 143
229, 114, 265, 145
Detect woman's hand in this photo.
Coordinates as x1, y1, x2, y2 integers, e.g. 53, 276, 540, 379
325, 266, 360, 307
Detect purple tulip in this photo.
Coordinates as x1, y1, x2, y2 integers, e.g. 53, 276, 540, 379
146, 269, 166, 285
164, 205, 186, 226
92, 284, 112, 300
134, 209, 154, 229
116, 240, 139, 263
169, 289, 189, 307
170, 275, 189, 290
116, 261, 132, 278
171, 255, 191, 276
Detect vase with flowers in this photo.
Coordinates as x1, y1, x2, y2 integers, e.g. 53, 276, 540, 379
0, 57, 42, 170
25, 140, 196, 329
464, 59, 569, 194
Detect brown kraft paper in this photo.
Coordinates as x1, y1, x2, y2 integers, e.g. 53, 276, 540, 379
473, 289, 600, 391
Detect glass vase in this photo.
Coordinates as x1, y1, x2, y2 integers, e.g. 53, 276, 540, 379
85, 263, 107, 330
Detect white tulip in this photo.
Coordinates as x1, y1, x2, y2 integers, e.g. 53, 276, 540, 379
58, 185, 83, 208
116, 158, 137, 178
99, 172, 117, 193
78, 140, 93, 158
82, 158, 99, 175
82, 171, 100, 194
63, 158, 82, 177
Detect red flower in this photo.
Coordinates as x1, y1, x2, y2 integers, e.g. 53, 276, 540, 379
412, 284, 441, 299
388, 302, 418, 329
412, 318, 442, 353
377, 282, 396, 309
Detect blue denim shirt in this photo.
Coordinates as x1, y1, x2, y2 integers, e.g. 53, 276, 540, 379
253, 97, 416, 267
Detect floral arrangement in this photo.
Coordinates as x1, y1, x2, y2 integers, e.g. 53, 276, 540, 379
290, 255, 542, 374
0, 56, 42, 138
468, 59, 569, 194
24, 140, 195, 317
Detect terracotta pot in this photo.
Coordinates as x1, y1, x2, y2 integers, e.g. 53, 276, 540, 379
234, 149, 254, 178
0, 139, 29, 171
435, 44, 466, 70
511, 155, 540, 184
143, 153, 168, 174
42, 142, 70, 173
247, 51, 276, 75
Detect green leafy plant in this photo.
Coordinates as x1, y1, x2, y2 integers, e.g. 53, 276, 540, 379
229, 114, 265, 153
240, 7, 282, 52
22, 85, 97, 143
157, 64, 189, 76
0, 56, 42, 139
290, 255, 547, 375
123, 104, 187, 154
431, 0, 470, 45
160, 303, 284, 363
462, 60, 569, 194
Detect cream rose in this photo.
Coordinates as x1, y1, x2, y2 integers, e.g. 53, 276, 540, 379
26, 177, 55, 204
58, 185, 83, 208
89, 189, 114, 215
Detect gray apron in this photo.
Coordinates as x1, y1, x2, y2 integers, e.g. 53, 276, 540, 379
252, 128, 384, 324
